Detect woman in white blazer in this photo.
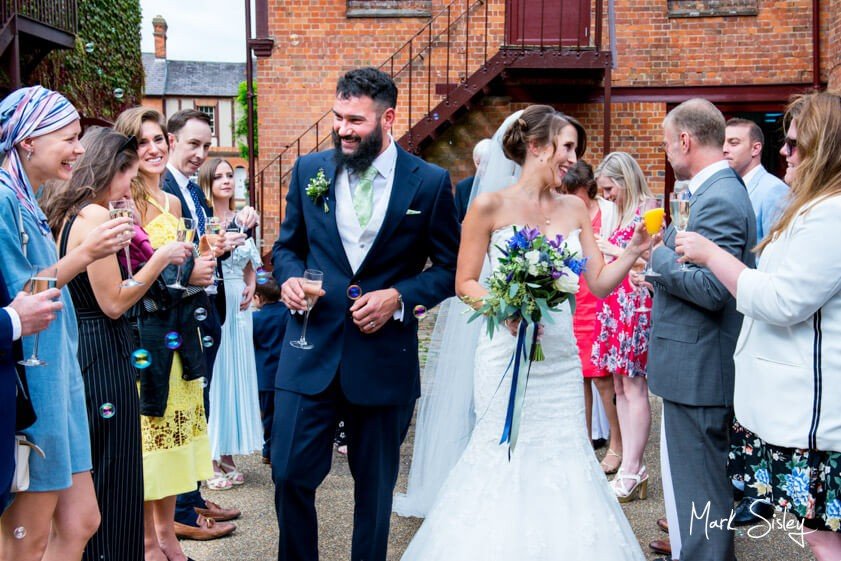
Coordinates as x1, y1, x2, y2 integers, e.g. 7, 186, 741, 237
676, 91, 841, 561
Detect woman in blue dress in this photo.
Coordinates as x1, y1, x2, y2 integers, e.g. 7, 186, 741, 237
199, 157, 262, 484
0, 87, 134, 561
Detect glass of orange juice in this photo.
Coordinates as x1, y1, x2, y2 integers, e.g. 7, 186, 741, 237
640, 197, 664, 278
635, 197, 663, 313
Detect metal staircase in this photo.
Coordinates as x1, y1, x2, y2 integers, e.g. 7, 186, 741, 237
1, 0, 78, 94
255, 0, 610, 226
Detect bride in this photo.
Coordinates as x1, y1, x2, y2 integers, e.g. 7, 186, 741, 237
399, 105, 649, 560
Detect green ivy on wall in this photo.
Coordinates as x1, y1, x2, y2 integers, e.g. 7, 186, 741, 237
30, 0, 143, 121
236, 80, 258, 160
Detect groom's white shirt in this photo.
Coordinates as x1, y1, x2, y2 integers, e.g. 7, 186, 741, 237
336, 137, 398, 272
335, 137, 403, 320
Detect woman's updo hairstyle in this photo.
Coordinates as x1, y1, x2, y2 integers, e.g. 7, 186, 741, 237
502, 105, 587, 165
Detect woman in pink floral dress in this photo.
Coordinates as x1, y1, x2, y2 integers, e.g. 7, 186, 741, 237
591, 152, 654, 503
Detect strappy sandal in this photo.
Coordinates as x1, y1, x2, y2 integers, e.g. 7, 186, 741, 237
206, 469, 233, 490
600, 448, 622, 475
219, 461, 245, 485
611, 466, 649, 503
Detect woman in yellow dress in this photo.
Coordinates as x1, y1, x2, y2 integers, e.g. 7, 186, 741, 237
114, 107, 216, 561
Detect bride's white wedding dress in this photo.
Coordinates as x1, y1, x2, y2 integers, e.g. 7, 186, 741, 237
400, 228, 645, 561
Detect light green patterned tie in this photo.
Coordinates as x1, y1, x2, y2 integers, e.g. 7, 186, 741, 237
353, 166, 378, 228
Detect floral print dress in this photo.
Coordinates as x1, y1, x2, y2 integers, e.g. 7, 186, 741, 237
590, 209, 651, 377
730, 421, 841, 532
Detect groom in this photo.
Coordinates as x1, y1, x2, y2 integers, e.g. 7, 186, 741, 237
271, 67, 460, 561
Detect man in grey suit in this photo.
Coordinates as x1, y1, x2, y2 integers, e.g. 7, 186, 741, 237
724, 118, 789, 242
648, 99, 756, 561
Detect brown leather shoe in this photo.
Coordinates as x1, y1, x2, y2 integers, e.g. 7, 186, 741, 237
657, 517, 669, 533
174, 515, 236, 541
195, 499, 241, 522
649, 538, 671, 556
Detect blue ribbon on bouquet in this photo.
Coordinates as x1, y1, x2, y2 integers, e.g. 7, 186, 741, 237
499, 321, 540, 456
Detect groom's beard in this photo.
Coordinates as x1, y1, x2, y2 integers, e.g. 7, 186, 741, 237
332, 124, 384, 175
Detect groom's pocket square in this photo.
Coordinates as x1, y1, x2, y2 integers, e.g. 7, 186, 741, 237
406, 209, 422, 215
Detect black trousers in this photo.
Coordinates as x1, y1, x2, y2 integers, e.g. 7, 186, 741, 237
259, 389, 274, 458
174, 295, 222, 525
271, 377, 414, 561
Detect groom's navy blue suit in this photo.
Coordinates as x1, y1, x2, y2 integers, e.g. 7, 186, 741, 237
271, 145, 459, 561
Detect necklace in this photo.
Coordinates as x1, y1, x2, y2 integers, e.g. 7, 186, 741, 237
537, 197, 551, 226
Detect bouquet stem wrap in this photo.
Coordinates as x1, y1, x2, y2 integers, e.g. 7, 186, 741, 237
499, 321, 541, 455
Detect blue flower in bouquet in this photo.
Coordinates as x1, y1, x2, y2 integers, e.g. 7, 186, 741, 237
567, 256, 587, 276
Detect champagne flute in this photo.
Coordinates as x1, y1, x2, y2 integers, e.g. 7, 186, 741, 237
670, 189, 692, 271
19, 267, 58, 367
290, 269, 324, 350
204, 216, 224, 284
109, 199, 143, 287
635, 197, 665, 313
235, 212, 246, 234
167, 217, 195, 290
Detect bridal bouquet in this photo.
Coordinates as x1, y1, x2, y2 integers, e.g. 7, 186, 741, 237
468, 226, 586, 453
470, 225, 587, 360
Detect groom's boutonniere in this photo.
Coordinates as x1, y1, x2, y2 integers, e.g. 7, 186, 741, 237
306, 168, 331, 213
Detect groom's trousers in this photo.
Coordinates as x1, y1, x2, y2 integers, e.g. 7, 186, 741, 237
271, 376, 415, 561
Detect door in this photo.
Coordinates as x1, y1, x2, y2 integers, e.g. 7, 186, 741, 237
505, 0, 591, 48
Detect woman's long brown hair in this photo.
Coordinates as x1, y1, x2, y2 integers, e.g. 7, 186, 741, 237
756, 91, 841, 253
41, 126, 138, 237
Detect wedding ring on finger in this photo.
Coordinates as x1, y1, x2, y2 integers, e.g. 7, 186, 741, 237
368, 321, 375, 329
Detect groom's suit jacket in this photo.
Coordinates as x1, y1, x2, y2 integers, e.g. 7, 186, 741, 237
272, 146, 459, 406
647, 167, 756, 406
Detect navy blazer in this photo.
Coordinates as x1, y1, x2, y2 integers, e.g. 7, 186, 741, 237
272, 146, 459, 406
453, 175, 474, 222
252, 301, 288, 391
0, 268, 16, 510
162, 169, 227, 326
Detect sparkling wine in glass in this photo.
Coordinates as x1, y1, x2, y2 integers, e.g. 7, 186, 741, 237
204, 216, 224, 285
167, 217, 195, 290
670, 189, 692, 271
109, 199, 143, 287
19, 267, 58, 367
290, 269, 324, 350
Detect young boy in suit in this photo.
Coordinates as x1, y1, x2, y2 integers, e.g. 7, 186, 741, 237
252, 276, 288, 463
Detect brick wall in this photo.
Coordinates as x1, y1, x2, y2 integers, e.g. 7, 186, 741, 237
828, 0, 841, 90
610, 0, 814, 86
256, 0, 836, 247
423, 98, 668, 197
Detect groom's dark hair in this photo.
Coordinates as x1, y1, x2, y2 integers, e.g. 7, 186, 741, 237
336, 67, 398, 111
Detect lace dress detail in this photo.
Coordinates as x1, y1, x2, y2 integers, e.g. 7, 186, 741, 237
138, 193, 212, 500
400, 227, 645, 561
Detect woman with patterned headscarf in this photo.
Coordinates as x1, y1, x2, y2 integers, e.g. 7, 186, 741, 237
0, 86, 135, 561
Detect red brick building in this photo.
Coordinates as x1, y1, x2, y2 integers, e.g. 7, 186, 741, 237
255, 0, 840, 249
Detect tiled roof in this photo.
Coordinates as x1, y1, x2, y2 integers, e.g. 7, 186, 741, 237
142, 53, 246, 97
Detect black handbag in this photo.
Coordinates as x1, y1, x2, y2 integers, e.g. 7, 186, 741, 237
14, 341, 36, 431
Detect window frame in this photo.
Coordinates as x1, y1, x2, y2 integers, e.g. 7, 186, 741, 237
667, 0, 758, 18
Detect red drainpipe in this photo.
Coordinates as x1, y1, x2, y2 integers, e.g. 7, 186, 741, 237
813, 0, 821, 90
